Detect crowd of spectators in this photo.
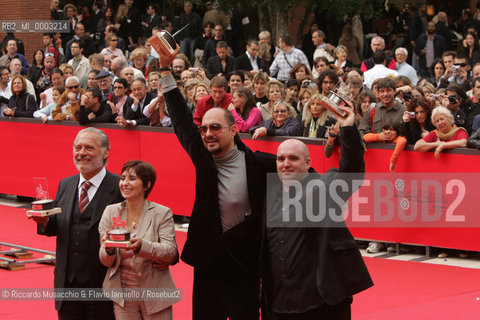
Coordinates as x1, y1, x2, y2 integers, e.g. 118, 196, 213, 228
2, 2, 480, 160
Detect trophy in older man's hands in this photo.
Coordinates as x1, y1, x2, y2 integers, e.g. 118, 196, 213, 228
319, 81, 359, 118
27, 178, 62, 217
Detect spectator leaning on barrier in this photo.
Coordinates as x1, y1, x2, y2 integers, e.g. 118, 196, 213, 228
414, 106, 468, 158
52, 76, 85, 121
34, 86, 65, 123
363, 121, 408, 172
4, 75, 36, 118
78, 87, 114, 125
250, 100, 302, 139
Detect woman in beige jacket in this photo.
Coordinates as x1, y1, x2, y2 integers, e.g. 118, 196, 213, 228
99, 160, 178, 319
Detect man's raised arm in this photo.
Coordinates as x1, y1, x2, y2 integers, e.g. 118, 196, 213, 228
154, 42, 204, 161
332, 106, 365, 174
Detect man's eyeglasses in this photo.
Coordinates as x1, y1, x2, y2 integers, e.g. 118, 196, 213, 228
67, 85, 79, 89
45, 53, 55, 57
198, 123, 229, 135
113, 86, 124, 90
454, 63, 467, 67
273, 109, 288, 114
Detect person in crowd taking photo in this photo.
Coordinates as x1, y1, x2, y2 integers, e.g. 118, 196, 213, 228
402, 97, 435, 144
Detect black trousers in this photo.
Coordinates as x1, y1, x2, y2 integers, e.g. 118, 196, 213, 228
192, 267, 260, 320
270, 298, 352, 320
58, 279, 114, 320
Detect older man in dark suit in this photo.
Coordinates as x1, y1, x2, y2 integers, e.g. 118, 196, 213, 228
234, 39, 265, 74
31, 127, 123, 320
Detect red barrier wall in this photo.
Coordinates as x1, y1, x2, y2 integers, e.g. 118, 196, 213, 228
2, 119, 480, 250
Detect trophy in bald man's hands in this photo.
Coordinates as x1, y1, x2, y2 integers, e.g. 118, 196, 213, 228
319, 81, 359, 118
148, 24, 189, 57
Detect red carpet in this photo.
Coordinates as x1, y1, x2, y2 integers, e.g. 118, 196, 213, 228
1, 205, 480, 319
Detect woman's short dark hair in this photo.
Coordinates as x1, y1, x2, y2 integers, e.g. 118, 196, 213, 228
121, 160, 156, 198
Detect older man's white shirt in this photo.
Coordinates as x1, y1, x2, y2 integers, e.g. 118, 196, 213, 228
363, 64, 398, 89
